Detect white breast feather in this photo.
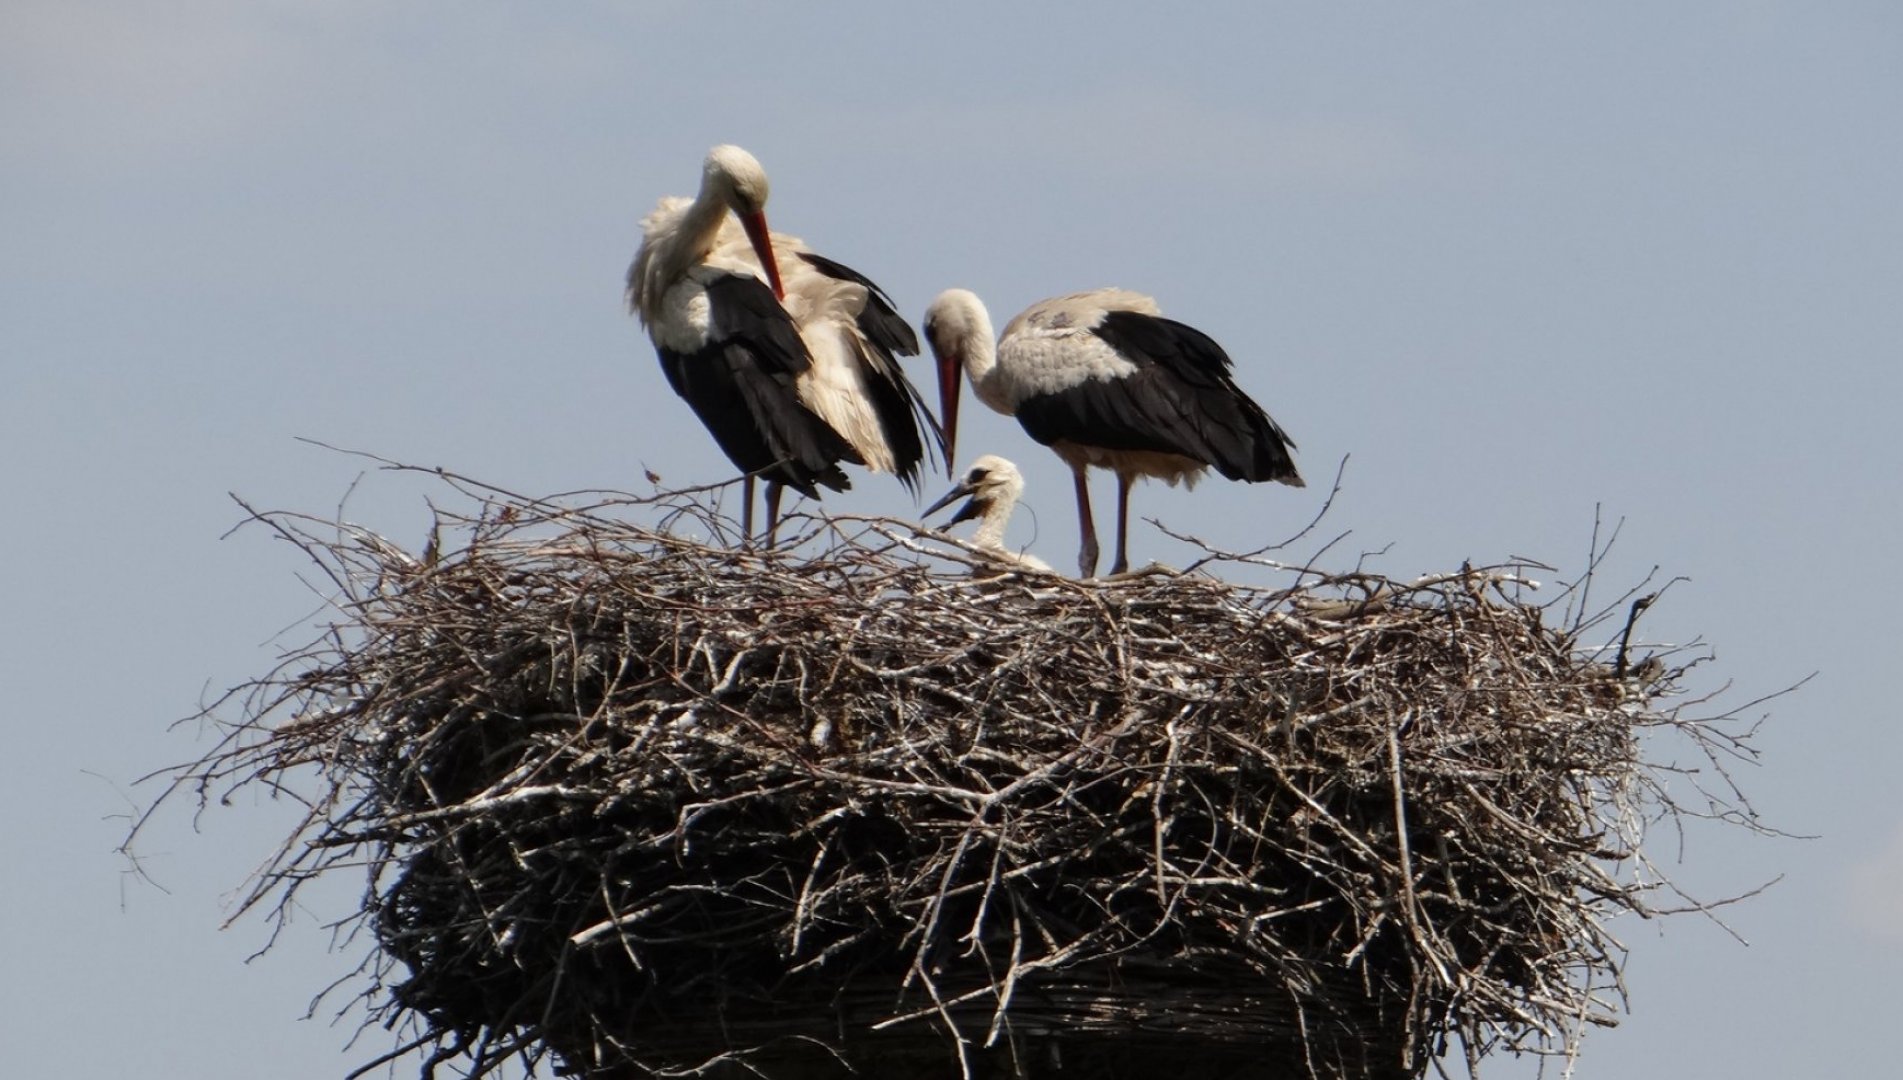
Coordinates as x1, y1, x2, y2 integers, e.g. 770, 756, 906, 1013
652, 279, 714, 354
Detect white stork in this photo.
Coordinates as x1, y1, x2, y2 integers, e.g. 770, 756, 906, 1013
627, 145, 942, 542
923, 287, 1303, 577
924, 454, 1051, 572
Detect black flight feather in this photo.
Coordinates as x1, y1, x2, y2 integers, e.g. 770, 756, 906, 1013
1014, 309, 1300, 486
795, 251, 947, 488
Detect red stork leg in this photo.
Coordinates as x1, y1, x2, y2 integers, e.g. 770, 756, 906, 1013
1072, 465, 1099, 578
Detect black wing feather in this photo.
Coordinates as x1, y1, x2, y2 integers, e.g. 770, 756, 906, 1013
797, 251, 919, 356
1016, 310, 1300, 485
656, 273, 861, 498
795, 251, 947, 490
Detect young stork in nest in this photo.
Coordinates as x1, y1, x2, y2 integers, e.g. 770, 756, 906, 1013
924, 287, 1303, 577
628, 145, 943, 543
925, 455, 1051, 573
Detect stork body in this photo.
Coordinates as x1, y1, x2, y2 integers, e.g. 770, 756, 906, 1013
628, 146, 941, 542
924, 288, 1302, 577
925, 454, 1051, 572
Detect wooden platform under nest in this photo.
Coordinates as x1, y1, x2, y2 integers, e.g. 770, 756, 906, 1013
142, 472, 1766, 1080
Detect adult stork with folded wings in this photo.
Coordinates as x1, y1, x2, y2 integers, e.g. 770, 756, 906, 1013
923, 287, 1302, 577
628, 145, 942, 542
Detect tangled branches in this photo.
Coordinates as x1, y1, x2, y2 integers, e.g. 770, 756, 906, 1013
140, 473, 1768, 1080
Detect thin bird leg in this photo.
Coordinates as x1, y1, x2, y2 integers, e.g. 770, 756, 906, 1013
764, 482, 785, 548
1072, 465, 1099, 578
741, 476, 756, 547
1111, 470, 1134, 575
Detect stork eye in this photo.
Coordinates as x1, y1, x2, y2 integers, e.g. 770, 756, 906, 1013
968, 468, 990, 483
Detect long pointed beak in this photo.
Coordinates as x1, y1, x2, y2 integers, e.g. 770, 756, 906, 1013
935, 348, 961, 478
924, 479, 979, 523
738, 209, 785, 301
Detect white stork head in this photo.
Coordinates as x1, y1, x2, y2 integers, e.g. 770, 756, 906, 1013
702, 144, 785, 299
922, 288, 996, 475
925, 454, 1024, 527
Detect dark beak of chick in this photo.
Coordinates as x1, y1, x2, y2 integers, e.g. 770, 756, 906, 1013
924, 480, 982, 526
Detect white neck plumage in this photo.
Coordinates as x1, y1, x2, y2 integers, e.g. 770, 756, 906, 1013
971, 497, 1012, 550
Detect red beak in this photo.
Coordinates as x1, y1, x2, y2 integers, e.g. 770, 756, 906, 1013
738, 209, 785, 301
936, 347, 961, 478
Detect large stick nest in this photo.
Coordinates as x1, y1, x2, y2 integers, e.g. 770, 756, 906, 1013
147, 471, 1767, 1080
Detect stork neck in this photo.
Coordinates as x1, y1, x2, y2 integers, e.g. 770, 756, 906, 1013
676, 183, 735, 266
973, 500, 1011, 550
958, 312, 998, 387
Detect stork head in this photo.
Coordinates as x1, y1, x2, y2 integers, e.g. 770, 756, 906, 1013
702, 144, 784, 300
924, 454, 1024, 526
922, 288, 994, 477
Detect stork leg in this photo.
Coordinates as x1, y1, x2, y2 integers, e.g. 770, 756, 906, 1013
764, 482, 786, 548
1071, 465, 1099, 578
740, 476, 757, 547
1111, 471, 1134, 576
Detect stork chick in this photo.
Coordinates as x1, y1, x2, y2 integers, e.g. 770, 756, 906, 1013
924, 455, 1051, 572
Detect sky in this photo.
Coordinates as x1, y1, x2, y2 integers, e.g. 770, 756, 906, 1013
4, 1, 1899, 1076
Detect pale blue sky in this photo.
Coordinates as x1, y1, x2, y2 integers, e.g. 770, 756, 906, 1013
4, 2, 1899, 1077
